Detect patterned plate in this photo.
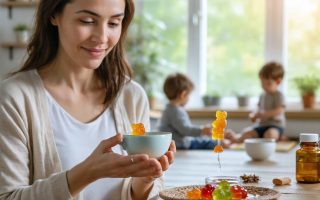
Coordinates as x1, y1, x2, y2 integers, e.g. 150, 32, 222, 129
159, 185, 281, 200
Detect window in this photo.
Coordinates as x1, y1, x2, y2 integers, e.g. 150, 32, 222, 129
206, 0, 265, 97
287, 0, 320, 97
130, 0, 188, 101
141, 0, 188, 74
136, 0, 320, 107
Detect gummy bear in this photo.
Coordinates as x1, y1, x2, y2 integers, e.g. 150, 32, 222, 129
131, 123, 145, 136
231, 185, 242, 200
201, 184, 215, 200
216, 110, 227, 119
213, 181, 232, 200
211, 110, 228, 153
186, 188, 201, 200
213, 145, 224, 153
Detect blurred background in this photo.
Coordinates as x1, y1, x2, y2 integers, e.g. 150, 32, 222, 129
1, 0, 319, 137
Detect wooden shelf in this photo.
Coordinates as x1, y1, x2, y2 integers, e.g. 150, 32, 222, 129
185, 107, 320, 120
0, 1, 38, 7
1, 42, 27, 48
1, 42, 27, 60
0, 1, 39, 18
150, 106, 320, 120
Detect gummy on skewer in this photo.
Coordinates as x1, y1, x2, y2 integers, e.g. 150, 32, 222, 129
211, 111, 227, 153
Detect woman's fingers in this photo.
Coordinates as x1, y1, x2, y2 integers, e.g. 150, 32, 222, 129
99, 134, 123, 153
165, 150, 174, 165
115, 154, 150, 167
158, 155, 169, 171
120, 158, 162, 177
169, 140, 177, 153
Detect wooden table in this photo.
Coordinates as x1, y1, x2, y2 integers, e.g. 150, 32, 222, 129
163, 149, 320, 200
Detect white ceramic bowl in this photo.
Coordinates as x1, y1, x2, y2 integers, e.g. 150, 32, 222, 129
244, 138, 276, 161
122, 132, 172, 158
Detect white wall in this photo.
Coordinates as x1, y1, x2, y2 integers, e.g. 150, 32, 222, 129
0, 3, 35, 79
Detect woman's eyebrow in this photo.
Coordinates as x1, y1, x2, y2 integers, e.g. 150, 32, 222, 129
75, 9, 100, 17
75, 9, 124, 18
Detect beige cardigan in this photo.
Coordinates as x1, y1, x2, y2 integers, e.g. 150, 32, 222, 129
0, 70, 163, 200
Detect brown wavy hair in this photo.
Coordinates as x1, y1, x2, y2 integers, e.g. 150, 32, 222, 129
259, 61, 284, 80
15, 0, 134, 105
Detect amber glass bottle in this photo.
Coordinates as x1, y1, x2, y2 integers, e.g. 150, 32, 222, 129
296, 133, 320, 183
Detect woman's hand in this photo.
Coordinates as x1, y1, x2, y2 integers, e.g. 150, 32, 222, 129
66, 134, 163, 197
158, 140, 176, 172
131, 140, 176, 200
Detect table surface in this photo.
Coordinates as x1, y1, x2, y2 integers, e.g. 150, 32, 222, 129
163, 148, 320, 200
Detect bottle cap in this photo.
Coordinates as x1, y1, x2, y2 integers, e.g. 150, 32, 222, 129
300, 133, 319, 142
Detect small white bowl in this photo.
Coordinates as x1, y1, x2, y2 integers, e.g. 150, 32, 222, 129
122, 132, 172, 158
244, 138, 276, 161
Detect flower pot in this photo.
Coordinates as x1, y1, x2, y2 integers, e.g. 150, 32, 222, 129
15, 31, 29, 44
237, 96, 249, 107
202, 96, 221, 107
302, 93, 316, 109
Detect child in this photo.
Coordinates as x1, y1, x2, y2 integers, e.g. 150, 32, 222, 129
159, 73, 229, 149
229, 62, 286, 143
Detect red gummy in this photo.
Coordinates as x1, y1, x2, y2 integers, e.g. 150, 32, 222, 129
231, 185, 248, 199
201, 184, 215, 200
231, 185, 242, 200
240, 187, 248, 198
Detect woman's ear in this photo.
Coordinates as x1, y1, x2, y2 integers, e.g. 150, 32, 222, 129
50, 15, 58, 26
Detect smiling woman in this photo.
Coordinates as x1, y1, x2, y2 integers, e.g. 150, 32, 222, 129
0, 0, 176, 200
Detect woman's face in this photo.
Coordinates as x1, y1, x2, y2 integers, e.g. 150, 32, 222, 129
51, 0, 125, 70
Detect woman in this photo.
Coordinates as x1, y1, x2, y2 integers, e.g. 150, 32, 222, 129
0, 0, 175, 199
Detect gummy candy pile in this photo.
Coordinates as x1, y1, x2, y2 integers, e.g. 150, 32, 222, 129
186, 181, 248, 200
131, 123, 145, 136
212, 111, 227, 153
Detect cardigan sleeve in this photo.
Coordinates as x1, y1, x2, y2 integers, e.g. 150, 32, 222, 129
0, 82, 74, 200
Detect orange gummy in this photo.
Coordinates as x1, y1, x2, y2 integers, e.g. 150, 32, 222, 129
213, 145, 224, 153
212, 134, 224, 140
186, 188, 201, 200
212, 119, 227, 129
131, 123, 145, 136
216, 110, 227, 119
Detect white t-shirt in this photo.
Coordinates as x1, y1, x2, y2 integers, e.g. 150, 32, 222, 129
46, 91, 123, 200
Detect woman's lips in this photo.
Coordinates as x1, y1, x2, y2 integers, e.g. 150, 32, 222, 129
82, 47, 106, 58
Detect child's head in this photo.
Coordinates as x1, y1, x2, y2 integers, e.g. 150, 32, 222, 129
163, 73, 194, 106
259, 62, 284, 93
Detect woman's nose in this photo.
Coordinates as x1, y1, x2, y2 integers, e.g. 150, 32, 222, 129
91, 25, 109, 43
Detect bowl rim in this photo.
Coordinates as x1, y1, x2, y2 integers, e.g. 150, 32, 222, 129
244, 138, 276, 143
124, 132, 172, 137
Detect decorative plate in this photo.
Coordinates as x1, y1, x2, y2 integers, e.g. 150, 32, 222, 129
159, 185, 281, 200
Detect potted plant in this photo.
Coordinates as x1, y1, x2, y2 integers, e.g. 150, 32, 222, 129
236, 93, 250, 107
202, 91, 221, 107
293, 75, 320, 109
13, 23, 29, 44
126, 13, 168, 109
